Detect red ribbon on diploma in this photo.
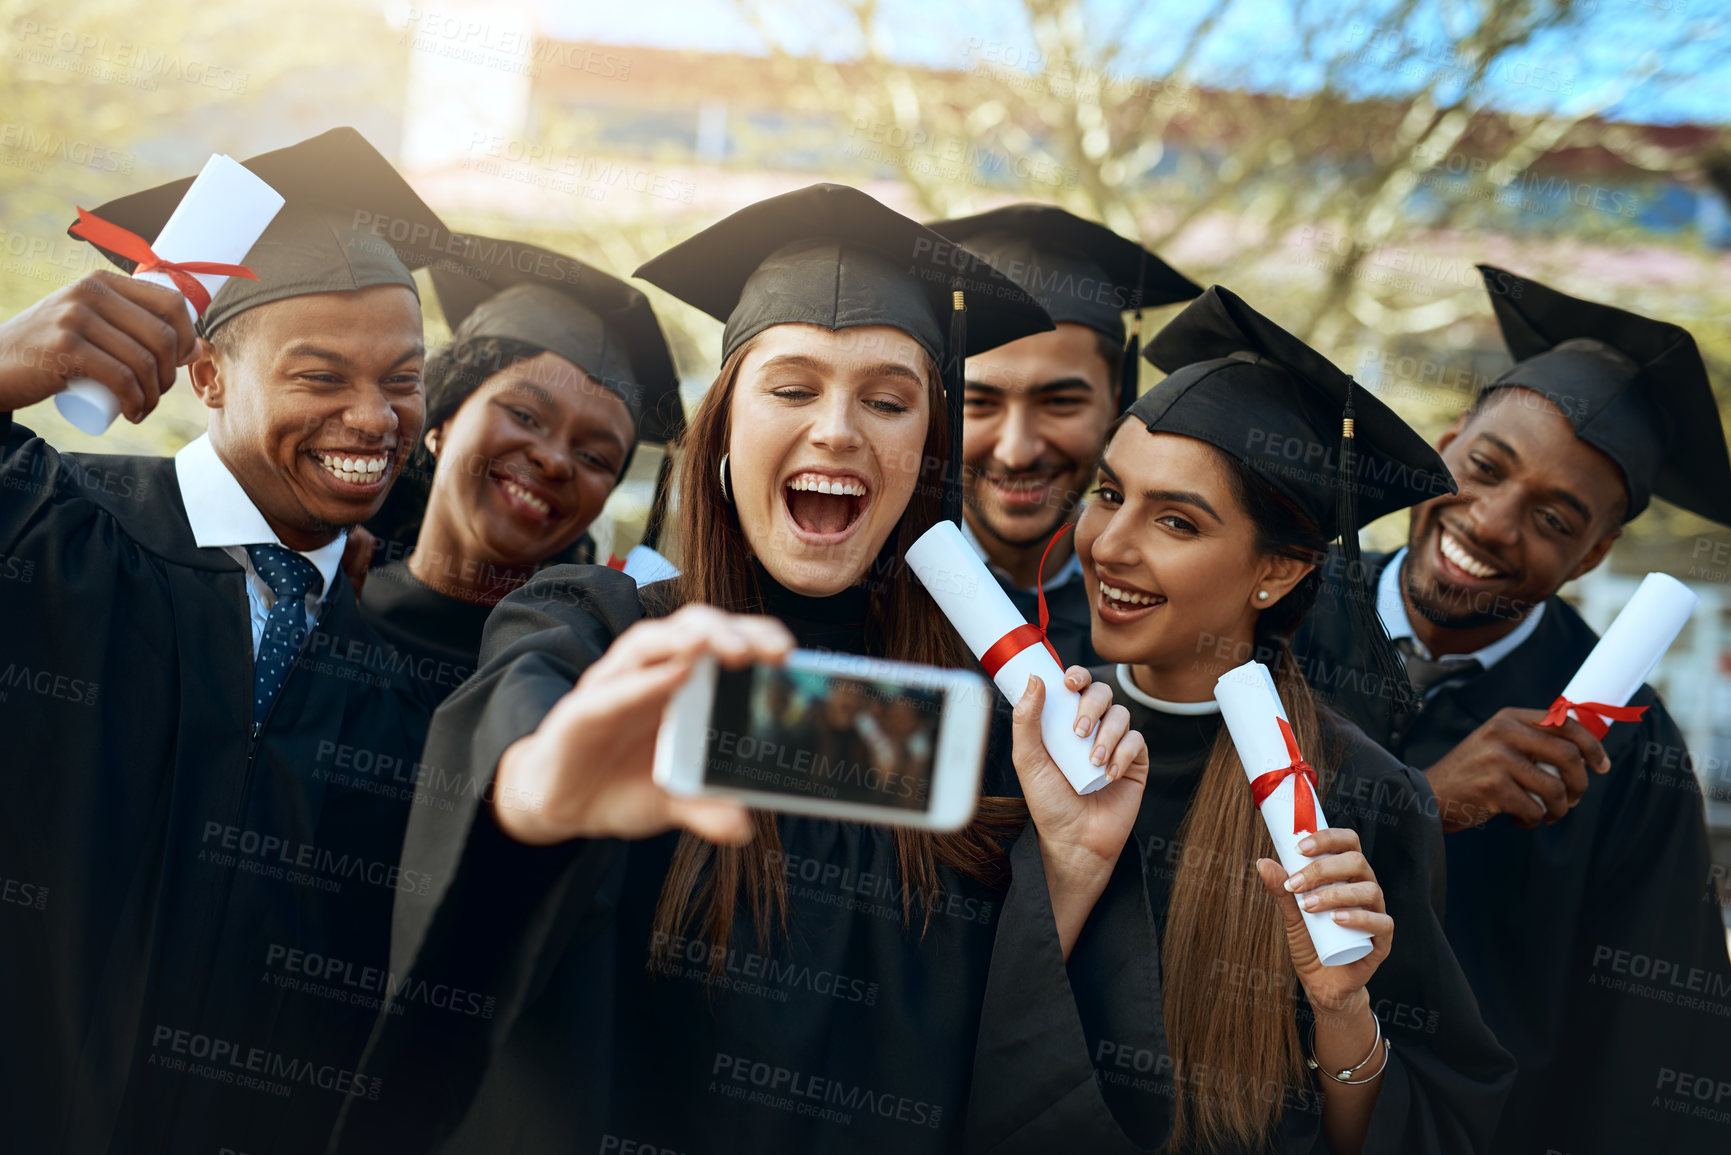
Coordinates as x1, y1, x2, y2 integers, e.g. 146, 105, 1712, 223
69, 207, 259, 317
1249, 716, 1319, 835
605, 554, 627, 571
978, 523, 1070, 678
1539, 695, 1647, 741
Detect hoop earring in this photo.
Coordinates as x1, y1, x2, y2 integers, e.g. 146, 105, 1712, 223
719, 453, 733, 503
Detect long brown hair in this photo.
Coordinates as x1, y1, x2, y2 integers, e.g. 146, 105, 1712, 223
651, 332, 1024, 965
1158, 447, 1340, 1153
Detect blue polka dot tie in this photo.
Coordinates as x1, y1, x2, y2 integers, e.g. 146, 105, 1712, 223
246, 543, 324, 725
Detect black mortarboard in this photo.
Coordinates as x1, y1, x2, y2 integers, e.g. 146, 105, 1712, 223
71, 127, 452, 337
635, 183, 1053, 525
931, 204, 1201, 411
1477, 264, 1731, 526
1142, 285, 1456, 708
431, 236, 683, 447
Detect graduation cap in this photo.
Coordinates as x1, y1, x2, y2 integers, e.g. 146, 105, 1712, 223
1477, 264, 1731, 526
431, 237, 683, 447
931, 204, 1201, 411
635, 183, 1053, 526
1142, 285, 1456, 706
70, 127, 452, 337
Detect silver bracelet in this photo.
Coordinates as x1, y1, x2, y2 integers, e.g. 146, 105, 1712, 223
1306, 1007, 1390, 1085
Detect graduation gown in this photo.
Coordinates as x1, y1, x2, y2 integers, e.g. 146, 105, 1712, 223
0, 417, 433, 1154
968, 665, 1515, 1153
1292, 550, 1731, 1155
357, 559, 490, 705
329, 563, 1157, 1154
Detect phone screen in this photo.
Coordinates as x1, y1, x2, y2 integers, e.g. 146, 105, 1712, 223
702, 665, 944, 812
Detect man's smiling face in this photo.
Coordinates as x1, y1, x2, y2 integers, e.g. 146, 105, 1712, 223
1403, 387, 1627, 629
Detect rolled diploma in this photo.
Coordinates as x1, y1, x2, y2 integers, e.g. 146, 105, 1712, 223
56, 153, 286, 435
906, 520, 1108, 794
1215, 660, 1375, 967
622, 544, 680, 586
1526, 571, 1697, 805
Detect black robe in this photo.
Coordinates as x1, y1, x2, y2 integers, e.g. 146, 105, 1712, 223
1292, 550, 1731, 1155
0, 416, 433, 1154
328, 564, 1160, 1154
358, 559, 490, 705
995, 560, 1101, 671
968, 664, 1515, 1153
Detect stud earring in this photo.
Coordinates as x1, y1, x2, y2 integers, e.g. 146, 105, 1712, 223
719, 453, 733, 503
1256, 589, 1270, 602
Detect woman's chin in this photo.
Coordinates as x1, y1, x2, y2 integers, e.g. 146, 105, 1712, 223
757, 552, 868, 597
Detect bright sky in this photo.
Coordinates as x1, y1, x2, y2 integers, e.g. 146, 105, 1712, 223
530, 0, 1728, 126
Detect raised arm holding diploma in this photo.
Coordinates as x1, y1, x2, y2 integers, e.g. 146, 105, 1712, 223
56, 152, 284, 434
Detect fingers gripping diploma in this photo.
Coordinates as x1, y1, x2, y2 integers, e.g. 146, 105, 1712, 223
1011, 666, 1150, 959
1423, 706, 1608, 833
492, 605, 795, 847
1256, 829, 1393, 1010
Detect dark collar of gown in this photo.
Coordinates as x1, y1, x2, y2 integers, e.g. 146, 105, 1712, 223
746, 558, 872, 654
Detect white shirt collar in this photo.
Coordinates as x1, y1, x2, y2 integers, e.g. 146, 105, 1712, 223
1377, 546, 1544, 670
1114, 664, 1222, 715
959, 515, 1084, 595
174, 433, 346, 598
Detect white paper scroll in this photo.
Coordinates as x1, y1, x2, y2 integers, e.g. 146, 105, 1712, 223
621, 544, 680, 586
1527, 571, 1698, 806
1215, 660, 1375, 967
56, 153, 285, 435
907, 520, 1109, 794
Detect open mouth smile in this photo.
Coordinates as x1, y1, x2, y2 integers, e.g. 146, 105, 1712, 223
491, 468, 560, 523
311, 450, 391, 492
1095, 575, 1167, 623
782, 469, 872, 543
1435, 527, 1507, 583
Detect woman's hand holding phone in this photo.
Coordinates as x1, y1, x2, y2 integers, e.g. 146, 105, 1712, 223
493, 605, 794, 847
1011, 666, 1148, 959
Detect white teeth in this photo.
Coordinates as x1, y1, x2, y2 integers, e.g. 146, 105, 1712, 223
501, 479, 551, 516
787, 473, 866, 497
1440, 532, 1499, 579
316, 452, 387, 484
1099, 580, 1160, 607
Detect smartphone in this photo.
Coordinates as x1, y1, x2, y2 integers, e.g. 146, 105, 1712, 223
653, 649, 993, 831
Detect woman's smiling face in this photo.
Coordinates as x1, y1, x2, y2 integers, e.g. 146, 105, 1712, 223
425, 351, 635, 568
1077, 426, 1282, 681
727, 324, 933, 596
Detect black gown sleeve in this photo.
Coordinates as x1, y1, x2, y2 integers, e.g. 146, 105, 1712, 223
966, 822, 1173, 1154
0, 418, 60, 550
1560, 702, 1731, 1152
329, 565, 647, 1153
1331, 724, 1516, 1155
